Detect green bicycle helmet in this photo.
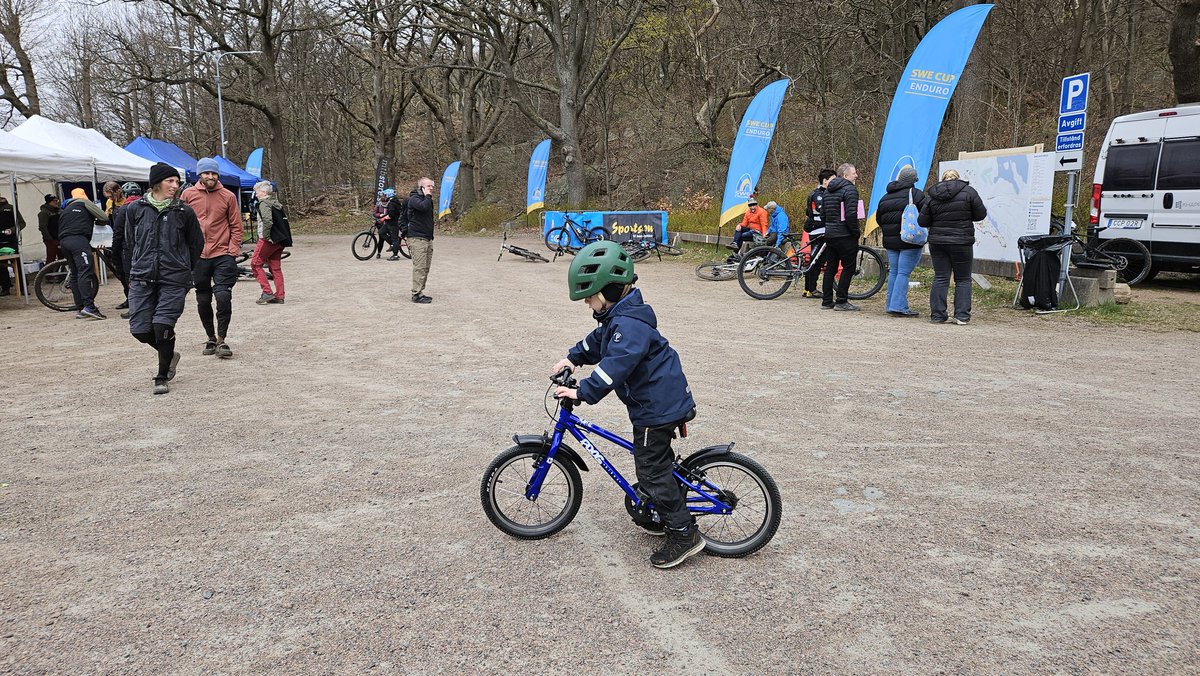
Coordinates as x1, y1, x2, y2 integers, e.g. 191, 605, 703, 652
567, 241, 635, 301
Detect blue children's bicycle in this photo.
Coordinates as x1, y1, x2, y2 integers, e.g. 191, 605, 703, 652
481, 368, 782, 557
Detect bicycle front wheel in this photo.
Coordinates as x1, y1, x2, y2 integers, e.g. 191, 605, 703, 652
658, 243, 685, 256
846, 246, 887, 300
683, 451, 782, 558
1096, 237, 1151, 285
738, 246, 794, 300
481, 445, 583, 539
352, 231, 378, 260
34, 259, 75, 311
695, 260, 737, 281
544, 227, 569, 251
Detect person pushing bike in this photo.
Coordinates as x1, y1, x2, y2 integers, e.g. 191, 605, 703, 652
550, 241, 703, 569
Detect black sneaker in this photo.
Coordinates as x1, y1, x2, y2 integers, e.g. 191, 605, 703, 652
153, 378, 170, 395
412, 294, 432, 304
167, 351, 180, 381
820, 303, 835, 310
216, 342, 233, 359
116, 300, 129, 310
833, 302, 860, 311
78, 306, 107, 320
650, 527, 705, 569
120, 310, 131, 319
202, 340, 217, 355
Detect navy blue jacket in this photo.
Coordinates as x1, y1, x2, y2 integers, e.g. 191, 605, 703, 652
566, 288, 695, 427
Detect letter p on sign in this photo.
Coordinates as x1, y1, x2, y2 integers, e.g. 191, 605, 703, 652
1060, 73, 1090, 115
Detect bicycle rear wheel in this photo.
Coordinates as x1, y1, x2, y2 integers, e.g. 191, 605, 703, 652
682, 451, 781, 558
846, 246, 887, 300
658, 243, 684, 256
481, 445, 583, 539
398, 234, 411, 259
586, 227, 610, 243
34, 259, 75, 311
352, 231, 378, 260
695, 260, 737, 281
1095, 237, 1151, 285
737, 245, 794, 300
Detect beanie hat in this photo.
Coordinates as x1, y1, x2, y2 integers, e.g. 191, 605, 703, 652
149, 162, 177, 186
196, 157, 220, 175
70, 188, 87, 199
898, 166, 919, 183
44, 194, 56, 203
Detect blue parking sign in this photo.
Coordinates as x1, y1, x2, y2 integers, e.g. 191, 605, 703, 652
1060, 73, 1090, 115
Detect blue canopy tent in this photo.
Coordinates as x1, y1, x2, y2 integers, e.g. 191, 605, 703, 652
213, 155, 259, 189
124, 137, 198, 182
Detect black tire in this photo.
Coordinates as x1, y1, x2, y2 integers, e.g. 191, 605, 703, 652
544, 227, 569, 251
658, 244, 684, 256
34, 259, 75, 312
352, 231, 378, 260
1096, 237, 1152, 285
624, 241, 652, 262
398, 234, 411, 259
695, 260, 737, 281
234, 250, 251, 264
682, 451, 782, 558
586, 227, 610, 243
481, 445, 584, 539
737, 245, 795, 300
845, 246, 887, 300
280, 250, 291, 260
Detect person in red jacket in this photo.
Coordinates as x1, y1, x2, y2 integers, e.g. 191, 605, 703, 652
727, 198, 769, 262
181, 157, 243, 359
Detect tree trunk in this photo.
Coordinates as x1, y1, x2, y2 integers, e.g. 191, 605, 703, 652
1169, 0, 1200, 104
456, 156, 476, 212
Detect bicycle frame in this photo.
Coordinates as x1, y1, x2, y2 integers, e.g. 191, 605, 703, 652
528, 402, 734, 517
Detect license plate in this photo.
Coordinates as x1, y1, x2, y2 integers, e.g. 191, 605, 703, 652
1108, 218, 1143, 229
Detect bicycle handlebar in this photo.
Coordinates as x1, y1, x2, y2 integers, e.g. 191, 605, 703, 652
551, 366, 577, 388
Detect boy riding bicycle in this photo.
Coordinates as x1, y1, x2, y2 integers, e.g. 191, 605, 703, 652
550, 241, 704, 569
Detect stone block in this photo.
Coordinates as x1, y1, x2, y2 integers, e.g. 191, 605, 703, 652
1113, 283, 1132, 304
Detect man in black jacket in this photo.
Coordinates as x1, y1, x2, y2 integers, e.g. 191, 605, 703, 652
57, 188, 109, 319
407, 177, 435, 304
122, 162, 204, 394
819, 163, 862, 311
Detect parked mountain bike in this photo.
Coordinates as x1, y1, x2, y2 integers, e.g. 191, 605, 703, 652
481, 368, 782, 557
498, 228, 550, 263
694, 233, 773, 281
1078, 226, 1152, 285
34, 247, 124, 312
544, 215, 609, 257
352, 219, 410, 261
737, 233, 886, 300
621, 236, 685, 262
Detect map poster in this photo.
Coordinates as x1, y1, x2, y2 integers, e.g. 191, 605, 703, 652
938, 152, 1055, 263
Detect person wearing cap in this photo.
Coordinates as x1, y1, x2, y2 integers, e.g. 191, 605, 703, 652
727, 198, 769, 262
56, 187, 109, 318
0, 195, 25, 297
38, 194, 61, 266
876, 166, 928, 317
122, 162, 203, 394
182, 157, 243, 359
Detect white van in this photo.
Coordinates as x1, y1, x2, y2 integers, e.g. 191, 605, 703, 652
1090, 104, 1200, 278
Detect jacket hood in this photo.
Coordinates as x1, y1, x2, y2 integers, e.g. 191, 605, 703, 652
408, 188, 422, 197
258, 194, 282, 207
595, 288, 656, 329
827, 177, 852, 193
928, 179, 970, 201
886, 179, 917, 193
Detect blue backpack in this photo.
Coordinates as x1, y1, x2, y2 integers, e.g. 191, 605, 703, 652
899, 188, 927, 246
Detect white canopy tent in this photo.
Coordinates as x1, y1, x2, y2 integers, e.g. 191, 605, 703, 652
11, 116, 159, 182
0, 130, 99, 305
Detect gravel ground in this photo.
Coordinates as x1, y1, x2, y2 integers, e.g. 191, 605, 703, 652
2, 233, 1197, 673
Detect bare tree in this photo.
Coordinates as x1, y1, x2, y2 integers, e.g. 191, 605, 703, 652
1170, 0, 1200, 103
0, 0, 44, 119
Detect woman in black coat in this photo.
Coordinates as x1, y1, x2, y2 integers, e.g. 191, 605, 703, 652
917, 169, 987, 324
876, 166, 926, 317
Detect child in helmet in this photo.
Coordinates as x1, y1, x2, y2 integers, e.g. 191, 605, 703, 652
550, 241, 702, 569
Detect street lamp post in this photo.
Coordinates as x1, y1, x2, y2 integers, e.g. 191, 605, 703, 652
171, 46, 262, 155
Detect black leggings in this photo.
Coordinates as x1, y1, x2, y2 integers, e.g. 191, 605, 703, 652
133, 323, 177, 379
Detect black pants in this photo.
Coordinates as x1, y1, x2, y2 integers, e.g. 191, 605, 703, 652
0, 257, 10, 291
731, 228, 760, 252
385, 222, 402, 254
821, 236, 859, 305
60, 235, 96, 309
632, 417, 695, 531
929, 242, 973, 322
804, 235, 827, 292
193, 255, 238, 340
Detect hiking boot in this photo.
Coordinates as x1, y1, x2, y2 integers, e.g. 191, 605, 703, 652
216, 341, 233, 359
633, 517, 665, 537
153, 378, 170, 395
202, 339, 218, 355
412, 294, 432, 304
167, 351, 180, 381
650, 527, 705, 569
115, 300, 129, 310
77, 306, 106, 320
833, 302, 860, 312
256, 293, 276, 305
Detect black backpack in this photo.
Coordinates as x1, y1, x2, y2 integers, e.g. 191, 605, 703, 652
270, 205, 294, 248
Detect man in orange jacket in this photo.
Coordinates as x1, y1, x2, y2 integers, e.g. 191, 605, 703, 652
727, 198, 769, 262
182, 157, 243, 359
